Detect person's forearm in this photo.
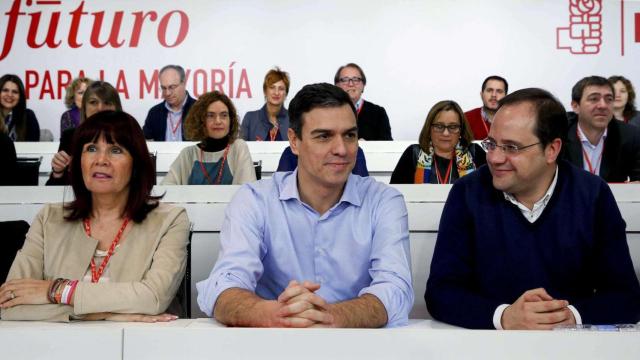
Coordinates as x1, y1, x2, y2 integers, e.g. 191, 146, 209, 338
327, 294, 387, 328
214, 288, 279, 327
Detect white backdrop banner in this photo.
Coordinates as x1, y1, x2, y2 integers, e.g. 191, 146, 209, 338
1, 0, 638, 140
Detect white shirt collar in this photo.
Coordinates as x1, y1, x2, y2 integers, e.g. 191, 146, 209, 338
503, 165, 558, 223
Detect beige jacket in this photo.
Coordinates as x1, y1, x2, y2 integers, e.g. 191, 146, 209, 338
1, 203, 189, 322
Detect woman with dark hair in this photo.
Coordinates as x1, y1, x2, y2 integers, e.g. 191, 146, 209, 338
0, 74, 40, 141
60, 77, 92, 133
241, 67, 290, 141
0, 111, 189, 322
47, 81, 122, 185
162, 91, 256, 185
610, 75, 640, 127
390, 100, 485, 184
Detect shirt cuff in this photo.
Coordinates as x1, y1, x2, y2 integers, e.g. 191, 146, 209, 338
493, 304, 510, 330
568, 305, 582, 325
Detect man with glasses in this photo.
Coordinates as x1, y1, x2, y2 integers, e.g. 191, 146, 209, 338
464, 75, 508, 140
426, 88, 640, 329
562, 76, 640, 182
334, 63, 392, 140
143, 64, 196, 141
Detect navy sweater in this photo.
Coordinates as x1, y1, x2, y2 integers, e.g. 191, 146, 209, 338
425, 161, 640, 329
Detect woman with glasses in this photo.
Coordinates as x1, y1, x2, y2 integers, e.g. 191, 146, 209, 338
240, 67, 290, 141
390, 100, 485, 184
162, 91, 256, 185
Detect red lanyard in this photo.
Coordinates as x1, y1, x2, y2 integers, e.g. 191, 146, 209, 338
168, 114, 182, 135
199, 144, 230, 184
434, 155, 454, 184
269, 125, 279, 141
356, 101, 364, 116
480, 110, 490, 138
83, 217, 130, 283
577, 127, 604, 175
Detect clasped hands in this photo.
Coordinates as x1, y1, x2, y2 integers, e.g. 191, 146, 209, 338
501, 287, 576, 330
269, 280, 335, 328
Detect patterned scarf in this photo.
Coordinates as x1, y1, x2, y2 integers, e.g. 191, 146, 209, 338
413, 143, 476, 184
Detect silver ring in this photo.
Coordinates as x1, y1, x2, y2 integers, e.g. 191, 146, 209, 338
9, 291, 15, 300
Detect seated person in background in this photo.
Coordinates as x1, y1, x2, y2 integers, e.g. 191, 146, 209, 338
60, 77, 92, 133
0, 74, 40, 141
0, 132, 17, 185
162, 91, 256, 185
0, 111, 190, 322
425, 88, 640, 330
196, 83, 413, 328
609, 75, 640, 127
390, 100, 485, 184
241, 67, 290, 141
464, 75, 508, 140
143, 65, 196, 141
334, 63, 393, 140
276, 145, 369, 177
47, 81, 123, 186
562, 76, 640, 182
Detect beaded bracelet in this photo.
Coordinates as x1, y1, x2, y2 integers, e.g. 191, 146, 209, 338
47, 278, 63, 303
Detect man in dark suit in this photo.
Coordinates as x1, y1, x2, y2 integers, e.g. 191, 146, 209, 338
143, 65, 196, 141
334, 63, 392, 140
563, 76, 640, 182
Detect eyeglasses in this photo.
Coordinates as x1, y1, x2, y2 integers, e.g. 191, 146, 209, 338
338, 77, 363, 85
431, 123, 461, 133
161, 83, 183, 93
206, 112, 230, 121
481, 139, 541, 154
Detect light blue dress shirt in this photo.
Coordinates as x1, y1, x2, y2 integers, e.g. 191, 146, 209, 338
196, 170, 413, 327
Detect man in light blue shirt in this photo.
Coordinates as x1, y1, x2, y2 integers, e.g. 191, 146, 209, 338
197, 83, 413, 327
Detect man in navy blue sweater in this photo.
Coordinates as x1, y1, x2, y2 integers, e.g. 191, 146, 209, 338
426, 88, 640, 330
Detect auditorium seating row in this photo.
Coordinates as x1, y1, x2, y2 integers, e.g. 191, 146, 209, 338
14, 140, 416, 184
1, 184, 639, 319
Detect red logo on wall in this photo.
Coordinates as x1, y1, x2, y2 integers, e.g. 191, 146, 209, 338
556, 0, 602, 54
0, 0, 190, 62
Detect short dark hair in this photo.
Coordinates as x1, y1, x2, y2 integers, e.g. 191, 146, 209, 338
80, 81, 123, 122
482, 75, 508, 94
571, 75, 614, 103
184, 91, 239, 142
65, 111, 161, 223
160, 64, 186, 83
498, 88, 568, 150
333, 63, 367, 86
288, 83, 356, 138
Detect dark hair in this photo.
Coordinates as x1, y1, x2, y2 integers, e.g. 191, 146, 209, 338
418, 100, 474, 152
571, 75, 614, 103
80, 81, 123, 122
498, 88, 568, 150
481, 75, 508, 94
263, 67, 290, 95
184, 91, 239, 142
609, 75, 637, 120
333, 63, 367, 86
65, 111, 161, 223
160, 65, 186, 83
0, 74, 29, 140
288, 83, 356, 138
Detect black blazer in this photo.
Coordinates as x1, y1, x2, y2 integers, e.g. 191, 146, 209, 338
357, 100, 393, 140
0, 132, 17, 185
563, 118, 640, 182
143, 93, 196, 141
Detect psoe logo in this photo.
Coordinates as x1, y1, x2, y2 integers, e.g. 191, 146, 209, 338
556, 0, 602, 54
0, 0, 190, 62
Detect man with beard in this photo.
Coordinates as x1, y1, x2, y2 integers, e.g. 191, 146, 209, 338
464, 75, 508, 140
